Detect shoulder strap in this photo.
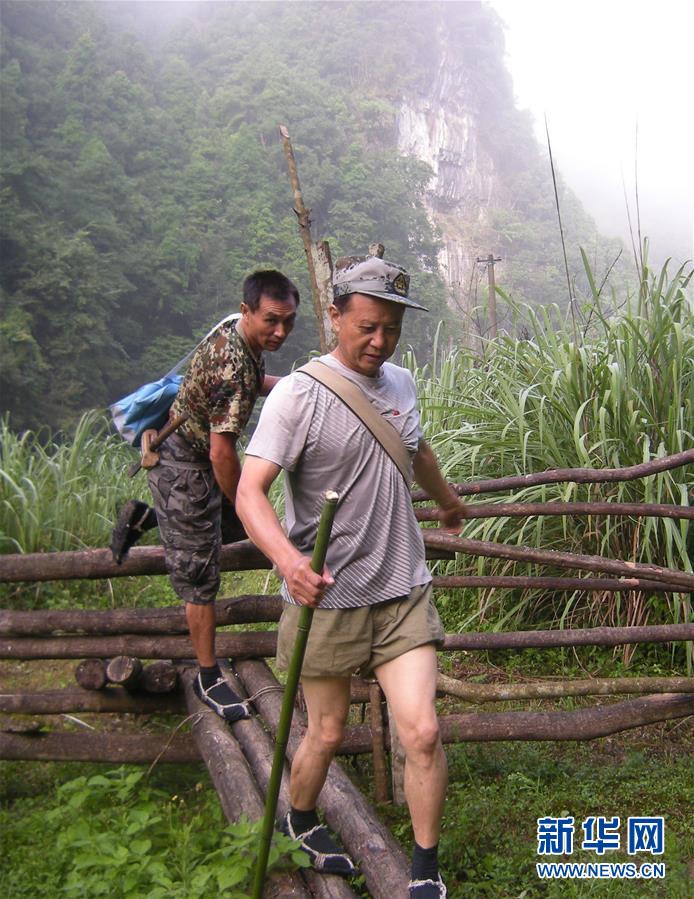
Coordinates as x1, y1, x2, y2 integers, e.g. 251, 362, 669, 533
164, 312, 241, 378
298, 359, 412, 484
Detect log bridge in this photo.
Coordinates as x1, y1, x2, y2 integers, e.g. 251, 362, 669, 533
1, 449, 692, 896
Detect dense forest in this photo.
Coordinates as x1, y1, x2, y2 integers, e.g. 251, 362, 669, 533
1, 0, 620, 431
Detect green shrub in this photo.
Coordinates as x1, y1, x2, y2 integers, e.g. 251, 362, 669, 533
410, 257, 693, 636
1, 767, 307, 898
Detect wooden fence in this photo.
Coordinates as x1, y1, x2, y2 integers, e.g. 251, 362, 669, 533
1, 449, 692, 897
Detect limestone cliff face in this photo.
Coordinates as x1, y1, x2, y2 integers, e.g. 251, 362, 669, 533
396, 13, 508, 310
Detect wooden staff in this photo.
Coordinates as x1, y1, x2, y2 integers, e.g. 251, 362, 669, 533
252, 490, 339, 899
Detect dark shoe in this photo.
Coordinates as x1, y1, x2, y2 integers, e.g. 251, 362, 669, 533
280, 811, 357, 876
193, 672, 251, 723
110, 500, 157, 564
409, 875, 447, 898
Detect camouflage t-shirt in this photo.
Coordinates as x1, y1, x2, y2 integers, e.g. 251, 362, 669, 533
171, 320, 264, 455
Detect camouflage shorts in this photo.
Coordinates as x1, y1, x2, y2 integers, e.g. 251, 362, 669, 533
147, 433, 222, 605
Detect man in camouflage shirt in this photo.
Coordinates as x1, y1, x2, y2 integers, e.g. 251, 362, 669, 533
111, 270, 299, 721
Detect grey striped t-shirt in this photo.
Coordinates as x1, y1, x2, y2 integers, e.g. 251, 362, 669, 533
245, 354, 431, 608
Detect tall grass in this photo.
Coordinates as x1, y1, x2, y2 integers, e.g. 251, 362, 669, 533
0, 411, 144, 554
409, 257, 693, 635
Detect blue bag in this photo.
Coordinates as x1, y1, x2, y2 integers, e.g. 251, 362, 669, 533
110, 375, 184, 446
109, 313, 239, 447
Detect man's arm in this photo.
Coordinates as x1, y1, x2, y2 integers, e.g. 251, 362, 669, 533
236, 455, 333, 606
412, 439, 468, 531
260, 374, 282, 396
209, 431, 241, 503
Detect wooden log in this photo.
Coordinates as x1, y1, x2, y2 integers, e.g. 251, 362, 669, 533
181, 667, 313, 899
5, 623, 692, 660
0, 595, 282, 637
417, 501, 694, 521
0, 730, 200, 763
431, 575, 690, 593
386, 703, 405, 806
75, 658, 108, 690
106, 655, 142, 689
0, 630, 277, 660
221, 663, 358, 899
442, 623, 694, 650
369, 682, 389, 803
140, 660, 178, 693
0, 688, 185, 715
436, 674, 694, 702
235, 660, 411, 899
423, 532, 694, 591
438, 693, 694, 742
0, 540, 271, 584
412, 447, 694, 500
0, 544, 448, 585
336, 693, 694, 751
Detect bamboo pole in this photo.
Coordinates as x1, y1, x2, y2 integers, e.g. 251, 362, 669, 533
252, 491, 339, 899
222, 663, 358, 899
237, 659, 411, 897
181, 668, 313, 898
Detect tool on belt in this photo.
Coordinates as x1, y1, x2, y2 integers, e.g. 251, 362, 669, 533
252, 490, 340, 898
127, 412, 189, 477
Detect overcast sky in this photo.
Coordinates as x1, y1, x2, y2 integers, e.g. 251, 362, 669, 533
490, 0, 694, 267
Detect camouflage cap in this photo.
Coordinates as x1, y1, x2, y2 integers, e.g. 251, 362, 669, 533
332, 255, 427, 311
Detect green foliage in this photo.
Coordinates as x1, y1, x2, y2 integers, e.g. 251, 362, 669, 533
433, 742, 693, 897
1, 0, 616, 429
412, 258, 693, 635
0, 410, 141, 554
1, 766, 308, 898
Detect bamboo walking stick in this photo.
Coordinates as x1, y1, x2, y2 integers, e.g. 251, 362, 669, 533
252, 490, 339, 898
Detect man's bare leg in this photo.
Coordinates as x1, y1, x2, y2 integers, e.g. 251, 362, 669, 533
375, 644, 447, 847
283, 674, 356, 874
290, 675, 351, 809
186, 601, 248, 722
185, 601, 217, 666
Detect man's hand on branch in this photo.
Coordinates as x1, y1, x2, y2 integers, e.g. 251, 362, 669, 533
437, 499, 468, 532
282, 555, 334, 607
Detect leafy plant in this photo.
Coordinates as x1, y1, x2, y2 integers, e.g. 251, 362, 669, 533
410, 257, 692, 642
1, 767, 307, 898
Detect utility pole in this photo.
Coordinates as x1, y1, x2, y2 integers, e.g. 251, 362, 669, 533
476, 253, 502, 339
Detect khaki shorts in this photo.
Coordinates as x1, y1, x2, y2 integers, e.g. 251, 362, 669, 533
276, 582, 444, 679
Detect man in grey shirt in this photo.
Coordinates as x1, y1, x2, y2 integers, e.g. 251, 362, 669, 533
236, 255, 466, 898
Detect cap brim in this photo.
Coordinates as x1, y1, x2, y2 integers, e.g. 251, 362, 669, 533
354, 289, 428, 311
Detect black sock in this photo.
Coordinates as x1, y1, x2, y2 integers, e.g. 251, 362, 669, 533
412, 841, 439, 881
290, 806, 321, 834
199, 663, 222, 690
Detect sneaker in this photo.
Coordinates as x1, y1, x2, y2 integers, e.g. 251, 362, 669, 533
280, 811, 357, 876
110, 500, 157, 564
193, 672, 251, 723
409, 875, 447, 898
